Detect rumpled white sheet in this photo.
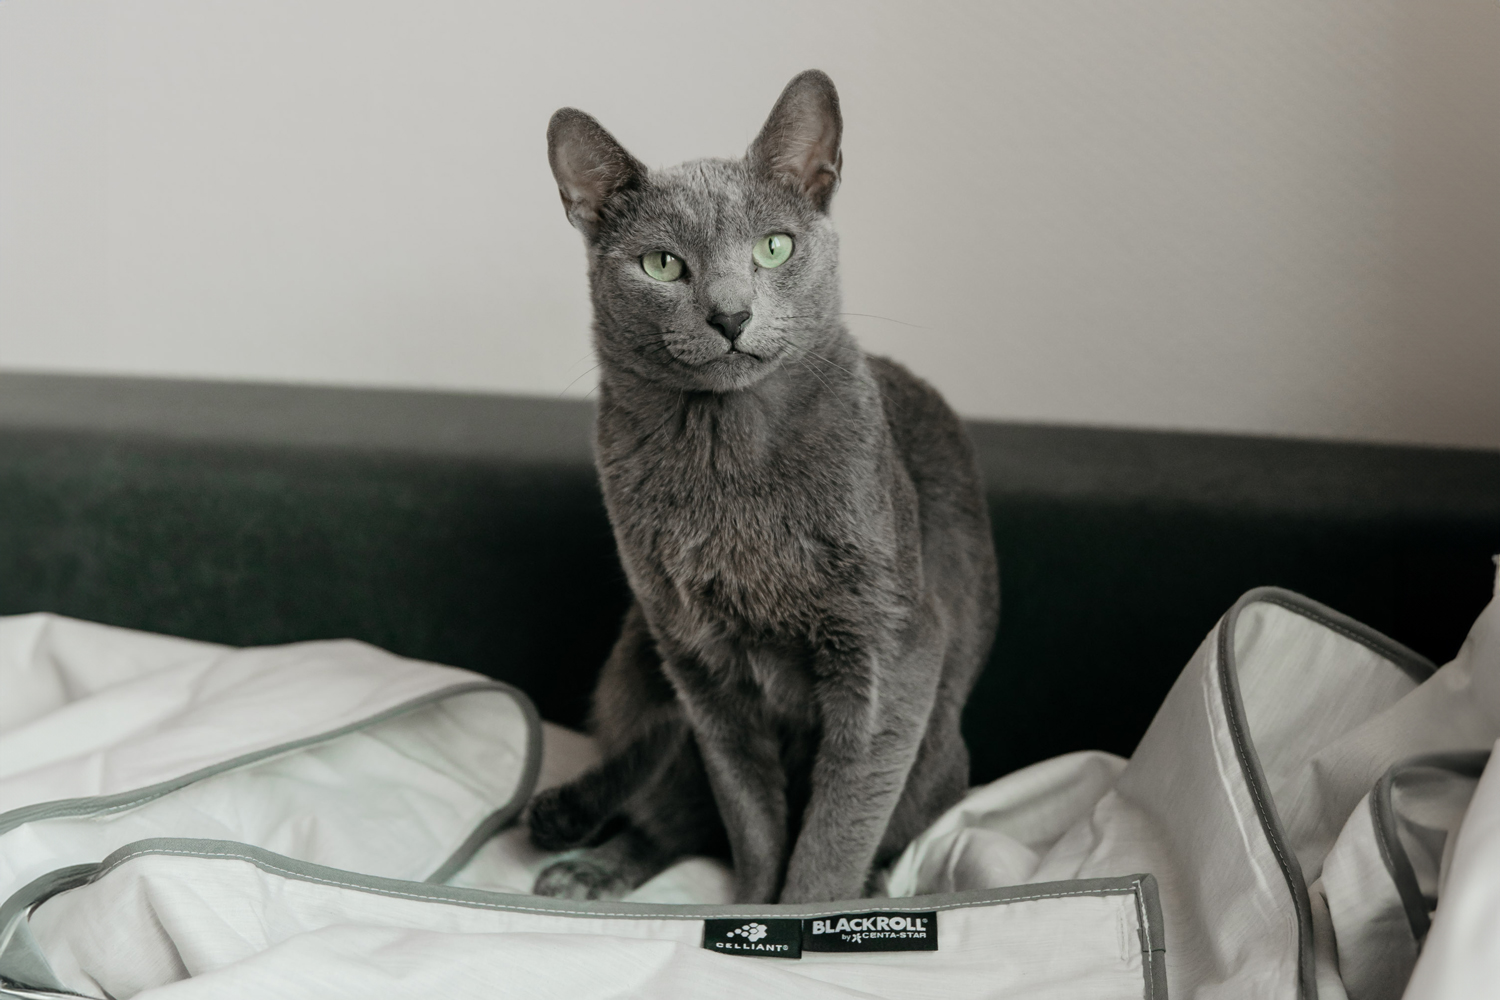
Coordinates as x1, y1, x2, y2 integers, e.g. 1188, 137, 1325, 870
3, 565, 1497, 1000
1401, 566, 1500, 1000
879, 572, 1499, 1000
28, 852, 1153, 1000
0, 614, 1160, 999
0, 613, 537, 905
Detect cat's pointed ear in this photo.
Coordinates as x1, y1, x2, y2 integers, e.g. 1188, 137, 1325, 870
748, 70, 843, 212
547, 108, 645, 238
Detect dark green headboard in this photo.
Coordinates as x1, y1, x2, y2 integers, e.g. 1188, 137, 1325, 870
3, 372, 1497, 783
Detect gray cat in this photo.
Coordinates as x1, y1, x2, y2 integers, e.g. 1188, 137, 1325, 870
526, 70, 999, 905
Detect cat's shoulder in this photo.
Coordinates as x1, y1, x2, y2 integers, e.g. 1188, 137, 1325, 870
863, 354, 984, 495
865, 355, 964, 441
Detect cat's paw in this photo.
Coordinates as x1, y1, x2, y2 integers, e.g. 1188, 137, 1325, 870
525, 785, 602, 851
532, 858, 632, 900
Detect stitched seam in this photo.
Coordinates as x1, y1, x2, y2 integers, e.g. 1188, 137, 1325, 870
1370, 769, 1432, 942
1238, 586, 1441, 999
87, 847, 1136, 919
1133, 879, 1154, 1000
1218, 611, 1309, 998
1370, 783, 1400, 882
1256, 595, 1433, 680
0, 681, 514, 833
1222, 661, 1299, 910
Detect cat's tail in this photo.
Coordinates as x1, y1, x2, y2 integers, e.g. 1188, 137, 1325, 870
525, 719, 688, 851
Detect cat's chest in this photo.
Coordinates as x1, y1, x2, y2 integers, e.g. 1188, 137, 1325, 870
602, 447, 881, 630
632, 473, 847, 584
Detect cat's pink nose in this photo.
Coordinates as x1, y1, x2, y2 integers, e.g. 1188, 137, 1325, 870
707, 311, 752, 343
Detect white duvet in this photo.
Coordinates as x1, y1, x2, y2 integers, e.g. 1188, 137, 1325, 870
1, 570, 1496, 1000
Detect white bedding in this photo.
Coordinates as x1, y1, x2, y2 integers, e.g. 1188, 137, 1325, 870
1, 569, 1495, 1000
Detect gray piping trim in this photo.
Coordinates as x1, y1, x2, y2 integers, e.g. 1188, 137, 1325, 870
1216, 586, 1436, 1000
55, 837, 1161, 919
0, 680, 539, 838
1370, 750, 1491, 945
0, 867, 95, 996
1243, 590, 1436, 684
424, 687, 544, 884
1133, 873, 1167, 1000
5, 838, 1166, 998
0, 678, 542, 994
0, 985, 87, 999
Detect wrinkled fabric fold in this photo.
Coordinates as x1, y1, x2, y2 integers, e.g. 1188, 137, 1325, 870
4, 574, 1496, 1000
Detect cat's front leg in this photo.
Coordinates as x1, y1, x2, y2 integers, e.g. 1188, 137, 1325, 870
779, 642, 942, 903
665, 659, 789, 904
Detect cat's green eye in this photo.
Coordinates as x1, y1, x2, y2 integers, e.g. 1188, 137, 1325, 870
753, 233, 793, 269
642, 251, 684, 282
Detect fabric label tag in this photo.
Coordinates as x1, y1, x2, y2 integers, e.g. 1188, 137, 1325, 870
701, 918, 803, 958
802, 911, 939, 952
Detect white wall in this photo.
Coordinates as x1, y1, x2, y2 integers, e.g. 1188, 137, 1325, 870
2, 1, 1497, 449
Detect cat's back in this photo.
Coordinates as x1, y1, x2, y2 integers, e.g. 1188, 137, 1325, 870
866, 355, 987, 513
866, 354, 998, 642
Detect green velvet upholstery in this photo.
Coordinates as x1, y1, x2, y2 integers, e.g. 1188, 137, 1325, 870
3, 373, 1497, 784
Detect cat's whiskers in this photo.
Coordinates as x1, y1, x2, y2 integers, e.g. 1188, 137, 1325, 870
564, 348, 599, 373
560, 363, 603, 396
839, 312, 927, 330
776, 311, 928, 333
636, 340, 684, 368
801, 348, 909, 421
802, 348, 858, 382
794, 356, 858, 418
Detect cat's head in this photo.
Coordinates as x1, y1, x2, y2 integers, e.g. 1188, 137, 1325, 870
548, 71, 843, 393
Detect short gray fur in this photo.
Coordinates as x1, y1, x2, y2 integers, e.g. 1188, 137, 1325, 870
525, 71, 1000, 904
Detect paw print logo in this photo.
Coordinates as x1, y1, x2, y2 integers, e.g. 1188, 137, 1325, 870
727, 922, 769, 943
